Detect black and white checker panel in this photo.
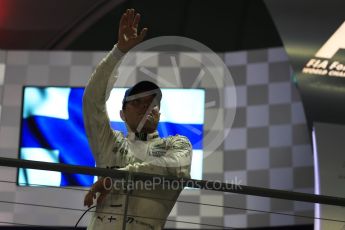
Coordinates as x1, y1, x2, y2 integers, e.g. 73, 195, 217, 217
0, 47, 314, 228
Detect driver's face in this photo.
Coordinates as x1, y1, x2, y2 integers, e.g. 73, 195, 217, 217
122, 94, 160, 133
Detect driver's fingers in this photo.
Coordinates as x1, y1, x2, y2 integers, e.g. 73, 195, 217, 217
84, 195, 92, 207
97, 194, 105, 204
127, 9, 135, 26
138, 27, 148, 41
119, 13, 128, 29
133, 13, 140, 28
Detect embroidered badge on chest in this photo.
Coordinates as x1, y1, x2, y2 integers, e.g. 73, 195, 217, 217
150, 140, 167, 157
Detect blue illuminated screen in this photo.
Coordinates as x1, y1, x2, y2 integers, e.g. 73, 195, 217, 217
18, 87, 205, 186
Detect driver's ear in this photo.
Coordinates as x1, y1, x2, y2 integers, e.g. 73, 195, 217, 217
120, 110, 126, 122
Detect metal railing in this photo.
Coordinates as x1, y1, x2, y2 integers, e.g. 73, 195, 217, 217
0, 156, 345, 229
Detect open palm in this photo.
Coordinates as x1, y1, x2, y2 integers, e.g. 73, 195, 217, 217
117, 9, 148, 53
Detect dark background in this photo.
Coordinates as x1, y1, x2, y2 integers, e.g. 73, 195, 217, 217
0, 0, 282, 51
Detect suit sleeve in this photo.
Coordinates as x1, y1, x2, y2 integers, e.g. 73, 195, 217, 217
83, 44, 125, 167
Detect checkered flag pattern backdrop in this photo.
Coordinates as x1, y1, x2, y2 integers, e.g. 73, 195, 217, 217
0, 47, 314, 228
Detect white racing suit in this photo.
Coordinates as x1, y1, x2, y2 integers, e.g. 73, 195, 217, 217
83, 45, 192, 230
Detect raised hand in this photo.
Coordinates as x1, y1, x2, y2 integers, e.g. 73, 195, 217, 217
117, 9, 148, 53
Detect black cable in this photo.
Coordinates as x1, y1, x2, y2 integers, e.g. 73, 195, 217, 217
1, 177, 236, 229
176, 199, 345, 224
1, 179, 345, 224
130, 193, 345, 224
74, 205, 96, 228
0, 200, 232, 229
1, 196, 344, 229
0, 200, 87, 213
